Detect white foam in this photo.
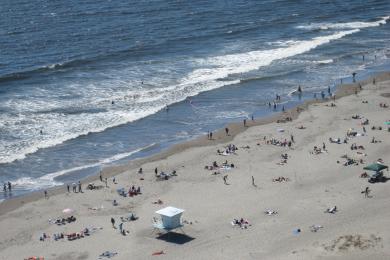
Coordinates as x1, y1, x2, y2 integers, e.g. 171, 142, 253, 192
296, 16, 389, 30
10, 143, 156, 191
314, 59, 334, 64
0, 28, 363, 164
39, 143, 156, 181
12, 177, 63, 191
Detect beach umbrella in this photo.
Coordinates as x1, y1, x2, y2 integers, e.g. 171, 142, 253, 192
62, 208, 74, 214
363, 163, 388, 172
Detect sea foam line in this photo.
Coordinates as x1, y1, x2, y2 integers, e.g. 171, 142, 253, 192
11, 143, 157, 191
296, 16, 389, 30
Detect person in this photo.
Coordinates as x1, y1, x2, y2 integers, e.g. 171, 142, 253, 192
352, 72, 357, 82
225, 127, 229, 136
138, 168, 143, 174
243, 119, 247, 127
223, 175, 228, 185
252, 176, 256, 187
78, 181, 82, 193
111, 217, 115, 228
210, 131, 213, 140
362, 186, 371, 198
373, 78, 376, 85
251, 115, 254, 121
119, 222, 123, 233
99, 172, 103, 182
44, 190, 48, 199
268, 102, 271, 108
72, 182, 77, 193
322, 142, 326, 150
67, 184, 70, 193
113, 177, 116, 184
282, 106, 285, 112
155, 167, 158, 175
273, 102, 277, 110
7, 182, 11, 192
3, 183, 6, 192
105, 178, 108, 187
297, 85, 302, 93
290, 134, 294, 143
328, 86, 331, 94
321, 91, 325, 99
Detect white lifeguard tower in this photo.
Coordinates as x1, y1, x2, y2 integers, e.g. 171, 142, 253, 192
153, 206, 185, 233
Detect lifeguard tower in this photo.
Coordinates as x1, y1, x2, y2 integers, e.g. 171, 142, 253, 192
153, 206, 185, 233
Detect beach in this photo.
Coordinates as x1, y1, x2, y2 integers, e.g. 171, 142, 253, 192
1, 73, 390, 260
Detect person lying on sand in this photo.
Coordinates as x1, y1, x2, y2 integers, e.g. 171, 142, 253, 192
272, 177, 290, 182
152, 199, 163, 205
324, 206, 337, 214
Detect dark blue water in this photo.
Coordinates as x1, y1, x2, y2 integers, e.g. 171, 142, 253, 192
1, 0, 389, 197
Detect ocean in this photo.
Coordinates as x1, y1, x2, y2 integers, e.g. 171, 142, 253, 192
0, 0, 389, 197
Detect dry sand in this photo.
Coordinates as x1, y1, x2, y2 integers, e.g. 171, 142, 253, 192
1, 73, 390, 260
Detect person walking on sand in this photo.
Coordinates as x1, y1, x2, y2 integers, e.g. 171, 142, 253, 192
225, 127, 229, 136
362, 186, 371, 198
99, 172, 103, 182
8, 182, 11, 192
78, 181, 82, 193
223, 175, 228, 185
111, 217, 116, 228
243, 119, 247, 127
67, 184, 70, 193
3, 183, 6, 192
119, 222, 123, 233
72, 182, 76, 192
155, 167, 158, 175
44, 190, 48, 199
290, 134, 295, 143
252, 176, 256, 187
210, 131, 213, 140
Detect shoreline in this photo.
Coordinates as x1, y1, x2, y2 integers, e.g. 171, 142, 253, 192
1, 69, 390, 259
1, 71, 389, 216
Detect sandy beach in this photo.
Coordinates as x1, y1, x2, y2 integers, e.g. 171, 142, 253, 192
1, 72, 390, 260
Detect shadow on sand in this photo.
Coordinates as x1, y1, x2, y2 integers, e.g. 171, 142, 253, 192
156, 232, 195, 245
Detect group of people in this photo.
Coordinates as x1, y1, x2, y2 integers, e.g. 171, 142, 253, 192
3, 182, 12, 193
67, 181, 83, 193
217, 144, 238, 155
232, 218, 251, 229
266, 138, 293, 148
